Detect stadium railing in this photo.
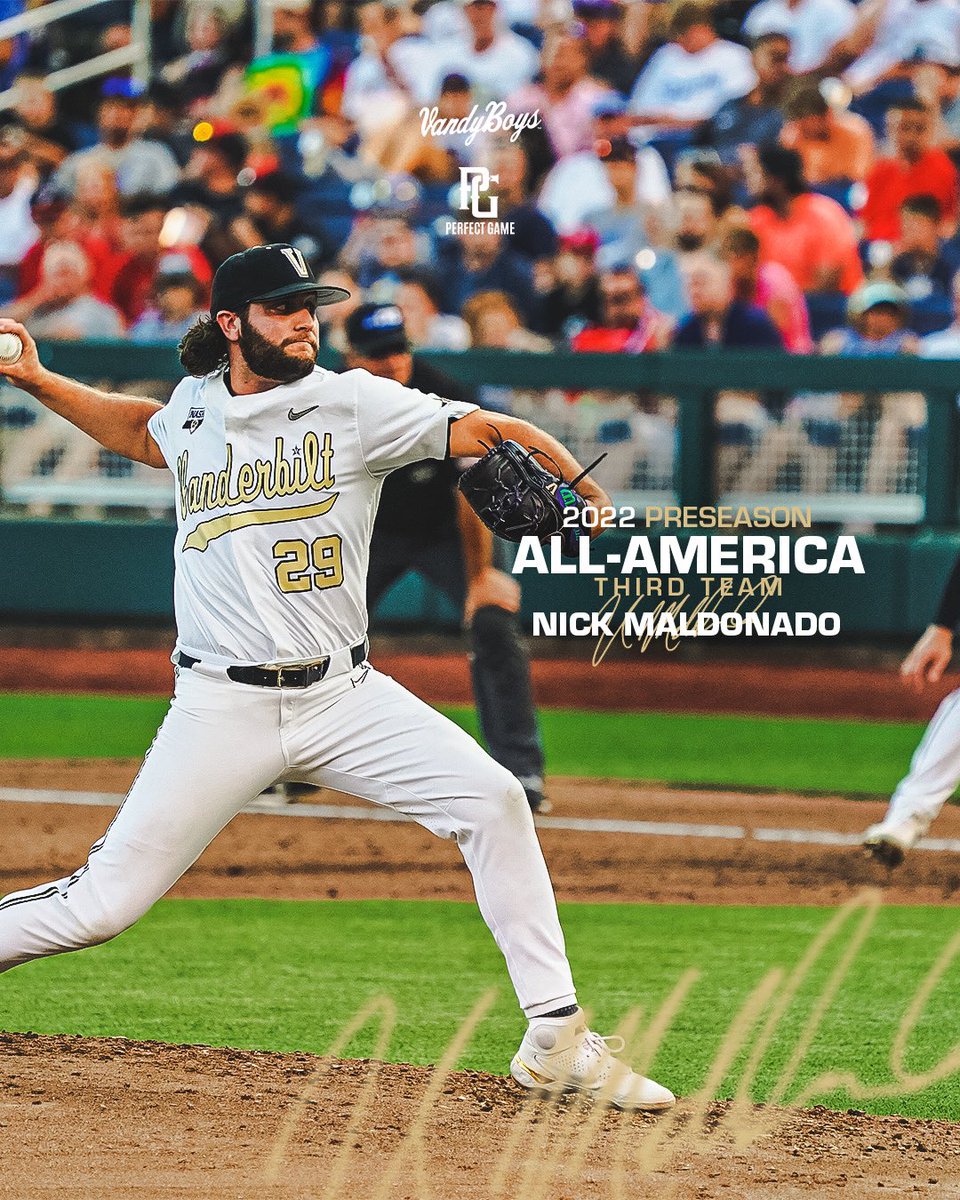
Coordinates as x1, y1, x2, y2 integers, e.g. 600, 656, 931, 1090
1, 341, 959, 528
0, 0, 153, 108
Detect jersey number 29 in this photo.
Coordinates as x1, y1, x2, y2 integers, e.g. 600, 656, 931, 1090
273, 536, 344, 593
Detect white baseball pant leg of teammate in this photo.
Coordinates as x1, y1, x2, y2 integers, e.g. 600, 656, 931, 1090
880, 686, 960, 832
0, 662, 577, 1017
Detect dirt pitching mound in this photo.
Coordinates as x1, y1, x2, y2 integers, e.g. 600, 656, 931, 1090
1, 1033, 957, 1200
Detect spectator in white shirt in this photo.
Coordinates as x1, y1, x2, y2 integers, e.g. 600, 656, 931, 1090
629, 2, 756, 135
538, 95, 671, 232
845, 0, 960, 91
432, 0, 540, 102
422, 0, 540, 41
742, 0, 856, 73
53, 78, 180, 199
341, 0, 437, 131
0, 129, 38, 304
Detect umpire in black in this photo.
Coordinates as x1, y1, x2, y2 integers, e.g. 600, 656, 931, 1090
344, 302, 547, 813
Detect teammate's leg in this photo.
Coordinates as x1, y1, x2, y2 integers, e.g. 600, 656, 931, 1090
864, 687, 960, 865
0, 667, 285, 972
288, 664, 673, 1109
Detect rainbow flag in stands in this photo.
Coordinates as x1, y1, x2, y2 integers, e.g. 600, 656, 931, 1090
244, 54, 315, 134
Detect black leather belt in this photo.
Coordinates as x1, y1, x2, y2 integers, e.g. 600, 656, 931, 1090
177, 641, 367, 688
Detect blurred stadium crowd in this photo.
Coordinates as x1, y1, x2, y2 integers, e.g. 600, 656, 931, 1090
0, 0, 960, 360
1, 0, 959, 517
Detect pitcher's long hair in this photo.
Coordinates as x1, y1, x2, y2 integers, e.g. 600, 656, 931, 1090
178, 306, 249, 377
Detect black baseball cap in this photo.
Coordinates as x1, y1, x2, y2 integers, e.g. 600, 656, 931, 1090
345, 303, 410, 357
211, 244, 351, 314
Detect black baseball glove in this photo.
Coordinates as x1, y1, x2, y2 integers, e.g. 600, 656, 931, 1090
458, 434, 605, 557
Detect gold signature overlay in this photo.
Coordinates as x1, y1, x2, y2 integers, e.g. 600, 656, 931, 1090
592, 577, 781, 665
259, 889, 960, 1196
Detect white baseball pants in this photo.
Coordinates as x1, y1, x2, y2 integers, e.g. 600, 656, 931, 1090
883, 686, 960, 827
0, 660, 577, 1017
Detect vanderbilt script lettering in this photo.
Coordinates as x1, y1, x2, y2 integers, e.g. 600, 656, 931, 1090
177, 431, 336, 519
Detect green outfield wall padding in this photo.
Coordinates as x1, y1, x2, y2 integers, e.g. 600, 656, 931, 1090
0, 518, 176, 619
32, 340, 960, 393
904, 534, 960, 629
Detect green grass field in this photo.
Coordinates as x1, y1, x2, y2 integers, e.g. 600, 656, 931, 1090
0, 691, 927, 794
5, 689, 957, 1120
1, 899, 958, 1119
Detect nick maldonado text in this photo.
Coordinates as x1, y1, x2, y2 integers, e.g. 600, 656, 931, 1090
532, 611, 841, 638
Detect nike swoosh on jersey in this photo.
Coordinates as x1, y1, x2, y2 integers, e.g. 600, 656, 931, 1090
183, 495, 338, 552
288, 405, 320, 421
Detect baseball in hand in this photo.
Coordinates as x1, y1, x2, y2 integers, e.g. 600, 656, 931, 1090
0, 332, 23, 365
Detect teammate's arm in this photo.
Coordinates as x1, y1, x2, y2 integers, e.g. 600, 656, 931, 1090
902, 626, 953, 692
449, 410, 612, 530
901, 553, 960, 691
0, 319, 166, 468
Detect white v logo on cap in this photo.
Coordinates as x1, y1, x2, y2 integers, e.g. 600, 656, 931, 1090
280, 247, 309, 278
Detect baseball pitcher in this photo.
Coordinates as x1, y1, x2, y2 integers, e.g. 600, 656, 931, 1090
0, 244, 674, 1111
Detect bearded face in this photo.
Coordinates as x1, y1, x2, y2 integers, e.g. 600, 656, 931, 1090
237, 300, 320, 383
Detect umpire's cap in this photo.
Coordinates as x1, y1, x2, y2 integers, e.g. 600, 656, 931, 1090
211, 244, 351, 315
345, 303, 410, 358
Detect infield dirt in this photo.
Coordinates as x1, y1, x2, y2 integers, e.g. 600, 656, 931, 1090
3, 765, 960, 906
0, 641, 955, 721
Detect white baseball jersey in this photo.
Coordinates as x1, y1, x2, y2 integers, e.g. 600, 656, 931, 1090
147, 365, 477, 667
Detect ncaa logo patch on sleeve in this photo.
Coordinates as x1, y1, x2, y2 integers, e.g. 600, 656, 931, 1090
182, 407, 205, 433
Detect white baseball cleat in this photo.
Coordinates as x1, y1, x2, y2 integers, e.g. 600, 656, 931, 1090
511, 1008, 676, 1111
862, 814, 930, 868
